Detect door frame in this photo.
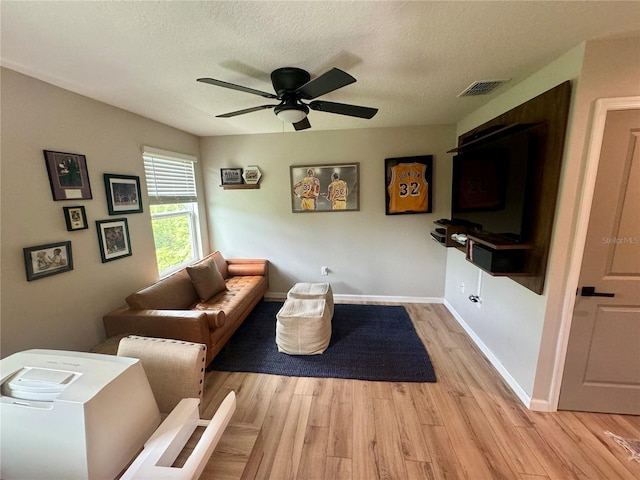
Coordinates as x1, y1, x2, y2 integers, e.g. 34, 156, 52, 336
550, 96, 640, 410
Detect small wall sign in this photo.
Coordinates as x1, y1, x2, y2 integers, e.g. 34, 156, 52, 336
220, 168, 243, 185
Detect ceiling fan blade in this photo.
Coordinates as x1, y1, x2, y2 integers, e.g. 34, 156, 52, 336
309, 100, 378, 119
296, 68, 356, 100
293, 117, 311, 131
216, 105, 276, 118
197, 78, 277, 99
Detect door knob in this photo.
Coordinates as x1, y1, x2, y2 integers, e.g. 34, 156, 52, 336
580, 286, 615, 297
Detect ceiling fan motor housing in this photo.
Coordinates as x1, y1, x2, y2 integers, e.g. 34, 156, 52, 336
274, 99, 309, 114
271, 67, 311, 97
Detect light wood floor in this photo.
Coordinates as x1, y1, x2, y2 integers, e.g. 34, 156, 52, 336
195, 302, 640, 480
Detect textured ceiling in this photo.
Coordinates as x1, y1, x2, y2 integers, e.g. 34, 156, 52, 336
2, 1, 639, 137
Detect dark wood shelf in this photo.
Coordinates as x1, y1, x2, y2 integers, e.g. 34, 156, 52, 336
465, 238, 531, 276
467, 234, 533, 251
447, 123, 538, 153
221, 184, 260, 190
469, 262, 532, 277
431, 221, 469, 248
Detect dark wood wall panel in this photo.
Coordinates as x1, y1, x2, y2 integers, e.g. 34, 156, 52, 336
458, 81, 572, 294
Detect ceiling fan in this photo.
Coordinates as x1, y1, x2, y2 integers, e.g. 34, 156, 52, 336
197, 67, 378, 131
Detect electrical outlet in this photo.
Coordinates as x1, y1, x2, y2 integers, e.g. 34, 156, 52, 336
459, 282, 465, 293
321, 266, 329, 276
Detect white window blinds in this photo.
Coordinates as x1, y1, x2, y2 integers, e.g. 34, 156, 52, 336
142, 147, 197, 205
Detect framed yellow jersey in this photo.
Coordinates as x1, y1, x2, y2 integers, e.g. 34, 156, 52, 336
385, 156, 433, 215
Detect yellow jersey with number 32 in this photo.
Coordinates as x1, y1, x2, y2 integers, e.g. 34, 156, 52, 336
387, 163, 428, 213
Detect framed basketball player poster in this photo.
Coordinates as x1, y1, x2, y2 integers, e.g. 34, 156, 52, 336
290, 163, 359, 213
385, 155, 433, 215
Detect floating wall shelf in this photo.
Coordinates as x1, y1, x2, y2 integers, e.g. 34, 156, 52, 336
220, 184, 260, 190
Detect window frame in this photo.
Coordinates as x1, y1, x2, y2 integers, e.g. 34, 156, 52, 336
143, 147, 203, 277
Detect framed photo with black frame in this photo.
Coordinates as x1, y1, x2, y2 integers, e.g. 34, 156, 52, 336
63, 206, 88, 231
290, 163, 359, 213
384, 155, 433, 215
220, 168, 244, 185
104, 174, 143, 215
23, 241, 73, 281
43, 150, 92, 201
96, 218, 132, 262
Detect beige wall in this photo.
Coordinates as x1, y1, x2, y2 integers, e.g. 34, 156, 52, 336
199, 125, 455, 299
0, 68, 206, 357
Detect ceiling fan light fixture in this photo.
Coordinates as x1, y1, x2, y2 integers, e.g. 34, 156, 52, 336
274, 103, 309, 123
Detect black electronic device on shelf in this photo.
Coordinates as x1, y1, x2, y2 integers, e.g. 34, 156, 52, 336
468, 241, 525, 273
430, 230, 446, 244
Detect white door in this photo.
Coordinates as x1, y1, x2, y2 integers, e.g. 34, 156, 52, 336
558, 101, 640, 414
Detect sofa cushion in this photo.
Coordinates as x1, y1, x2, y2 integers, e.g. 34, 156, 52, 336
192, 303, 226, 329
187, 257, 227, 302
227, 260, 268, 276
211, 251, 229, 279
126, 269, 199, 310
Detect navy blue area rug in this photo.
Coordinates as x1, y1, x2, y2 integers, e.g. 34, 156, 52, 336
209, 301, 436, 382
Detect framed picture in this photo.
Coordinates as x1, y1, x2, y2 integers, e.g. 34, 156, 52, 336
63, 206, 88, 231
43, 150, 92, 201
104, 174, 143, 215
96, 218, 132, 262
23, 241, 73, 281
384, 155, 433, 215
221, 168, 244, 185
242, 165, 262, 185
290, 163, 359, 213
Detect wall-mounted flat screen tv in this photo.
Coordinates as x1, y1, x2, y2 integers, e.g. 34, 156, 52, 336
451, 123, 544, 243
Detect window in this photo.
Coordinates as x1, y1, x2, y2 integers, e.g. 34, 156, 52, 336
143, 147, 202, 276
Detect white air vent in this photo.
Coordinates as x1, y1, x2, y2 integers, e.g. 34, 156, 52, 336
458, 80, 509, 97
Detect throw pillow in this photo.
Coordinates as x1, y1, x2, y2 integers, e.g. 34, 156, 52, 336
187, 258, 227, 302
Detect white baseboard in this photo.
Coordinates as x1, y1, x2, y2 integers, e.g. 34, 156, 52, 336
264, 291, 443, 304
443, 299, 534, 410
529, 398, 552, 412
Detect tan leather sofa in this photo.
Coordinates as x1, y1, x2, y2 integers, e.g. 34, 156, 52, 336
103, 251, 268, 365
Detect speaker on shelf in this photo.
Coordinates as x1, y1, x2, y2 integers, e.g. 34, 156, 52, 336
470, 242, 524, 273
